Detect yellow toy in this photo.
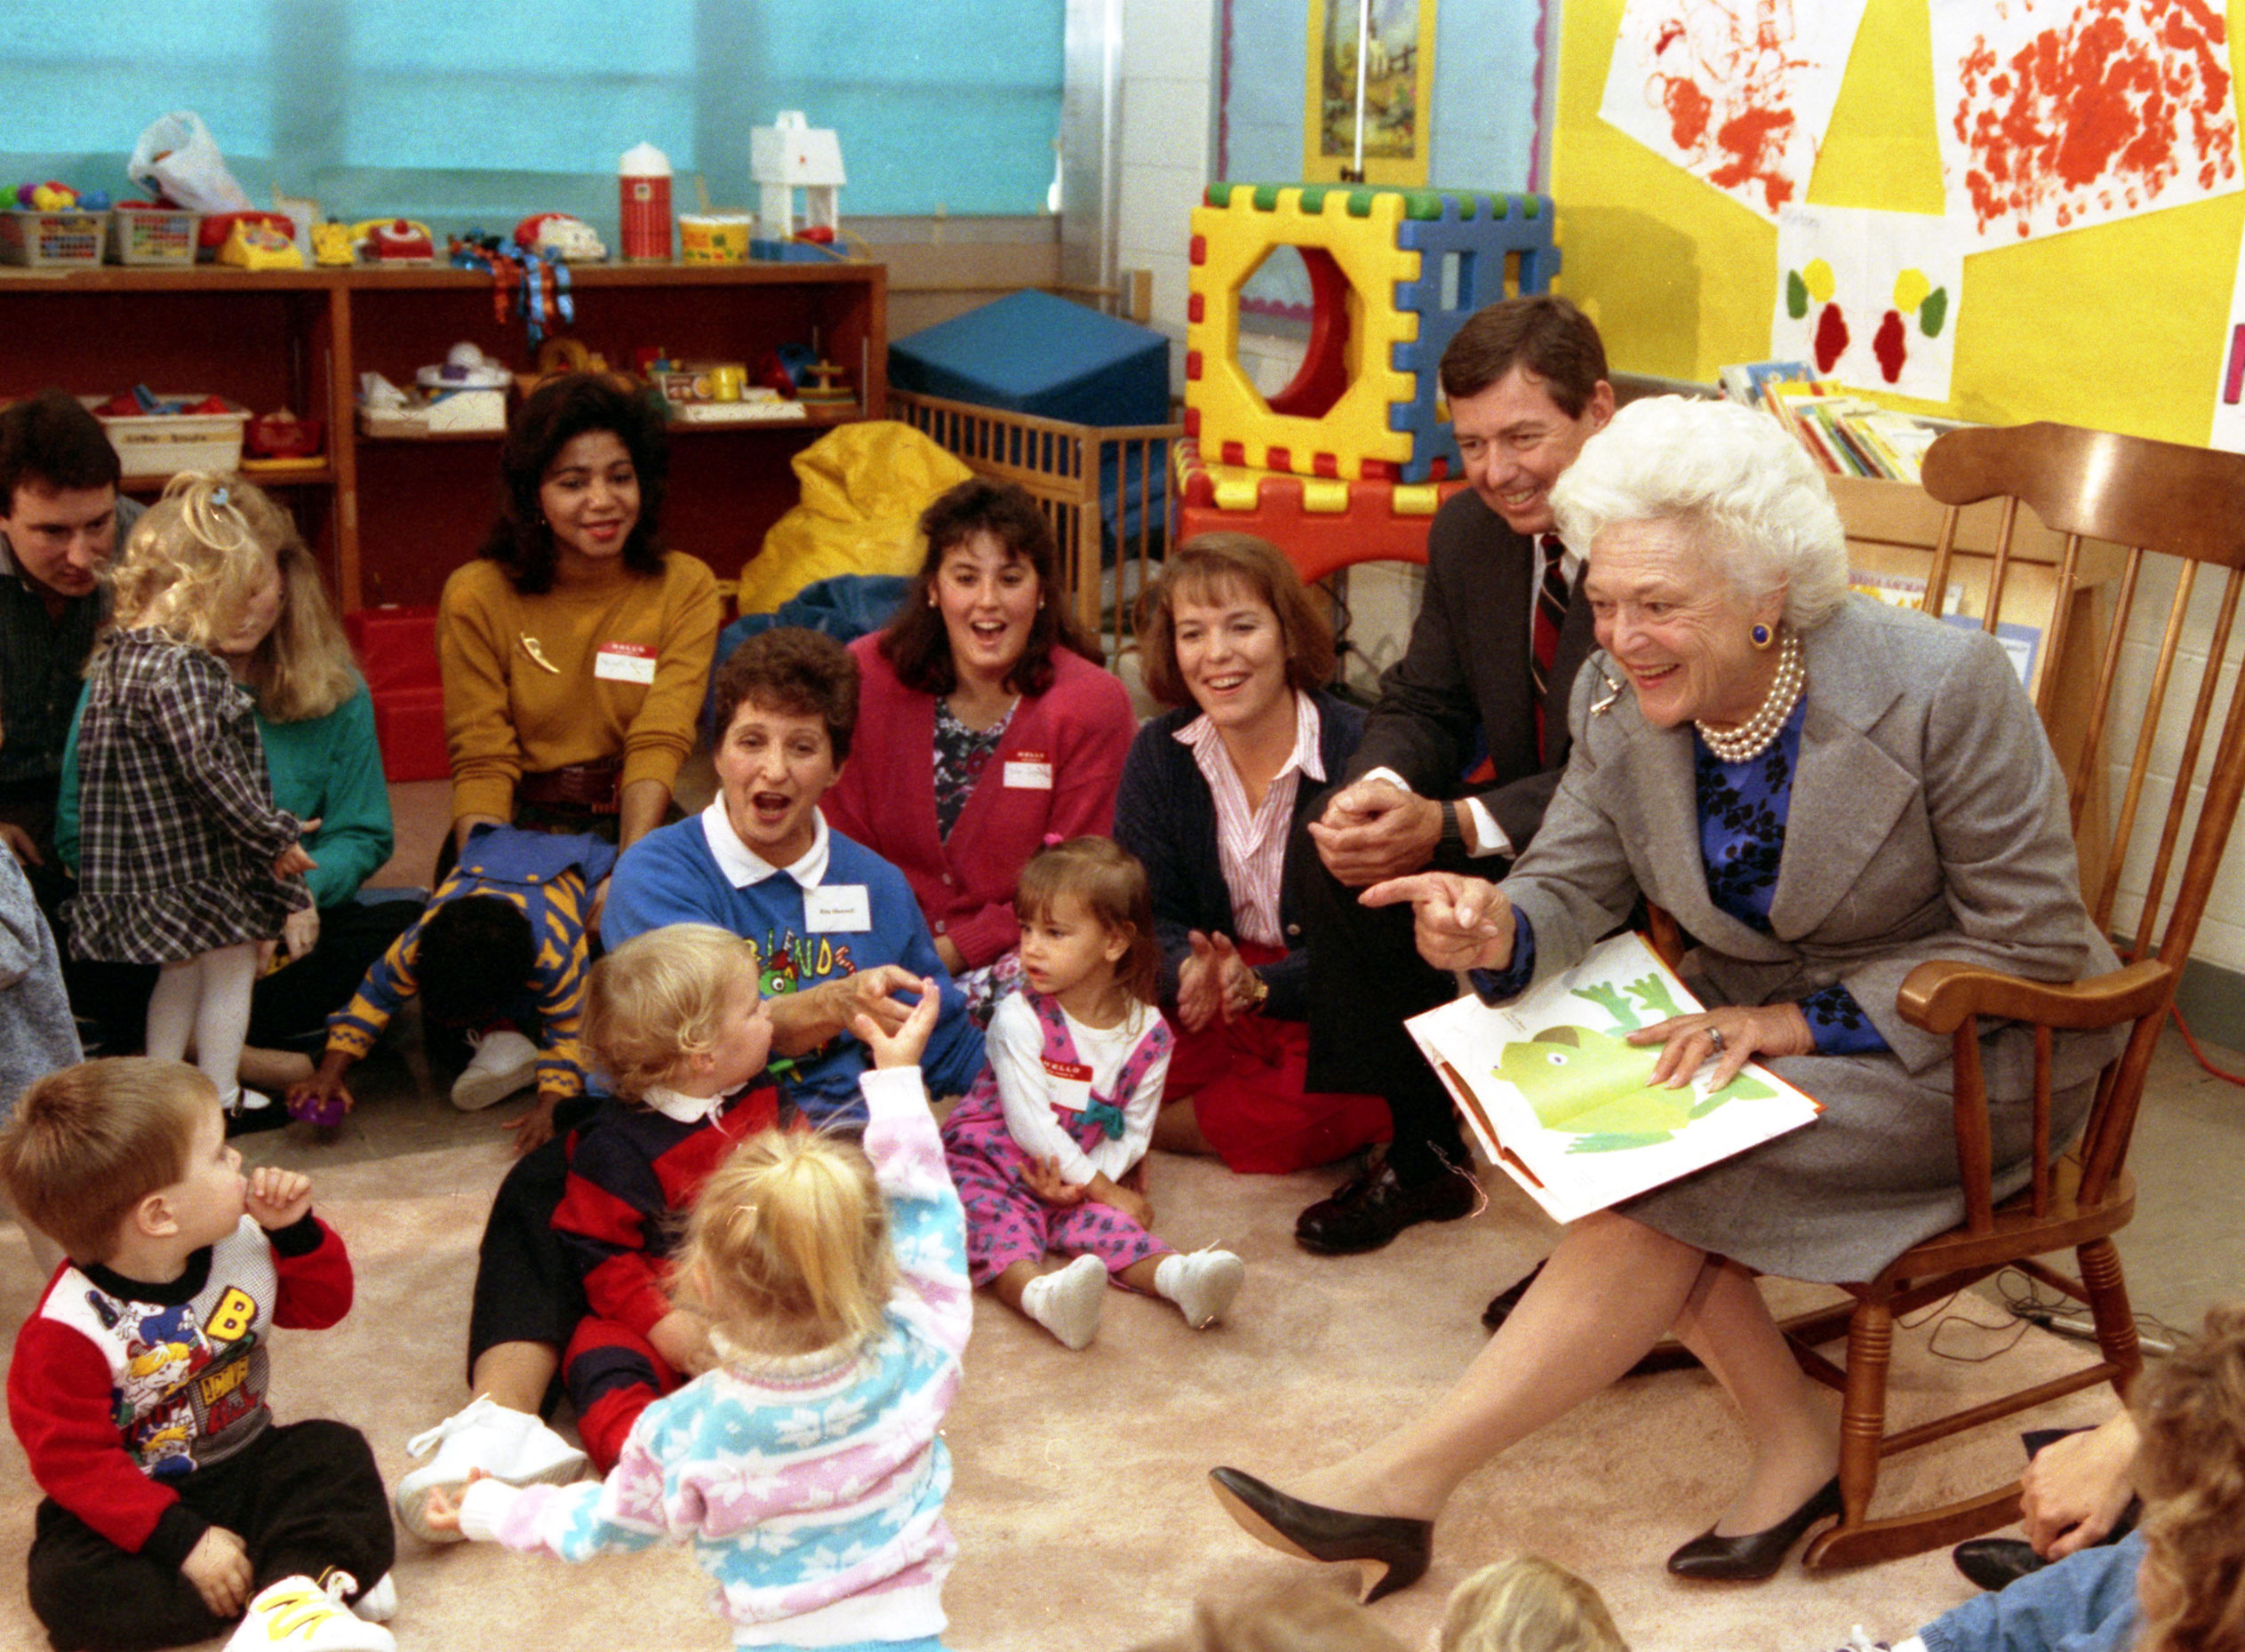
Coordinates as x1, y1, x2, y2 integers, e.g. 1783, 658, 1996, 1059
1185, 182, 1560, 483
311, 222, 356, 267
216, 218, 304, 271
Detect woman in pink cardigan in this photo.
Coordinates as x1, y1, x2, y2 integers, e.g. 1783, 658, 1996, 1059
824, 478, 1136, 994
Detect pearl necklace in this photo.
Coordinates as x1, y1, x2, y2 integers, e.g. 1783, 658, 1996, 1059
1695, 630, 1804, 763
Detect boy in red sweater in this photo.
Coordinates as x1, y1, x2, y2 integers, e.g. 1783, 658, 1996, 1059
0, 1057, 394, 1652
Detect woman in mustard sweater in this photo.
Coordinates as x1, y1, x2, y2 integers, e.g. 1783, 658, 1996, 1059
437, 373, 721, 870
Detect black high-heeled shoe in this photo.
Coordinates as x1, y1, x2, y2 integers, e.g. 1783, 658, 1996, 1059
1666, 1476, 1844, 1581
1208, 1465, 1433, 1603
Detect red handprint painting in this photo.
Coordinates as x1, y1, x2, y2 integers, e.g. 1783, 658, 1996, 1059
1599, 0, 1871, 221
1931, 0, 2241, 243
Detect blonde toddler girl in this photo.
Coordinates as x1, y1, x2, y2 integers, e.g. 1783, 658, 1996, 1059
69, 475, 314, 1124
427, 979, 964, 1650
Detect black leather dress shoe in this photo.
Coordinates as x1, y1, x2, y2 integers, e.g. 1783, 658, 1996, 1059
1952, 1537, 2043, 1592
1667, 1477, 1843, 1581
1209, 1465, 1434, 1602
1482, 1261, 1545, 1330
1951, 1495, 2139, 1592
1295, 1162, 1479, 1255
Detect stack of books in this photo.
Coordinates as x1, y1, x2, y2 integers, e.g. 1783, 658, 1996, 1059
1716, 361, 1957, 484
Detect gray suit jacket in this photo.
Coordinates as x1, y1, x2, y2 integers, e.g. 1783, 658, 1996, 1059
1505, 597, 2123, 1095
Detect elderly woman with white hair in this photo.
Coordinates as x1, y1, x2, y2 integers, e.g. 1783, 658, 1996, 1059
1208, 395, 2124, 1594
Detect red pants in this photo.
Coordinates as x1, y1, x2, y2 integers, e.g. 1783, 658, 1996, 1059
1165, 947, 1390, 1173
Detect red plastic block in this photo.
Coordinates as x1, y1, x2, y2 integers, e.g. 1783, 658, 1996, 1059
1187, 292, 1204, 323
1184, 407, 1201, 437
1172, 438, 1464, 587
1220, 441, 1246, 466
1312, 452, 1339, 478
1266, 446, 1291, 473
1186, 349, 1202, 381
367, 684, 451, 783
1189, 234, 1206, 266
341, 605, 440, 695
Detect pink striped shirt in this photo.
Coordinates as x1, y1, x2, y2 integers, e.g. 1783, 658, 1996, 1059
1173, 690, 1325, 948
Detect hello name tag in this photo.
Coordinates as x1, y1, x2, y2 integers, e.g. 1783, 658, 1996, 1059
803, 884, 872, 933
1003, 753, 1054, 790
594, 642, 656, 684
1041, 1056, 1093, 1111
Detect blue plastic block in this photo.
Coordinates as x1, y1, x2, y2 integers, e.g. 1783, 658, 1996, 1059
889, 289, 1171, 427
1386, 192, 1561, 483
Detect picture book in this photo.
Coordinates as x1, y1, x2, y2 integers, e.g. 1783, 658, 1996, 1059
1404, 933, 1824, 1225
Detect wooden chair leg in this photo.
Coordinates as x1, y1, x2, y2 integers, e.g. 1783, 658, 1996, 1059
2076, 1237, 2143, 1391
1834, 1297, 1892, 1531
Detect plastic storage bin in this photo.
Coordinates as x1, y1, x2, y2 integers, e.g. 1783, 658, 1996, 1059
88, 397, 252, 478
0, 210, 104, 267
107, 208, 201, 266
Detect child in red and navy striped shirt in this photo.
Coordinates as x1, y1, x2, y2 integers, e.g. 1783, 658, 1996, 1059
547, 922, 786, 1470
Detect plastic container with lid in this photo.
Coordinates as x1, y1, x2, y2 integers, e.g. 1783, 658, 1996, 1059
619, 142, 673, 262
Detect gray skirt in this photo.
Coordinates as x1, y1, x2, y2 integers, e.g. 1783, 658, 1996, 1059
1618, 1049, 2097, 1284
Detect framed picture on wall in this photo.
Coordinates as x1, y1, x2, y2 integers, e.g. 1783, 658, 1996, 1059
1303, 0, 1437, 186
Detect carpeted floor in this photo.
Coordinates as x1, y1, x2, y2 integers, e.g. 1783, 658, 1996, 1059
0, 1100, 2123, 1652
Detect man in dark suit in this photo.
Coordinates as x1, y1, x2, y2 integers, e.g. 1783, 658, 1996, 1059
1290, 295, 1614, 1253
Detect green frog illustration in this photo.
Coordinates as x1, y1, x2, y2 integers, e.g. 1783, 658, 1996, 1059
1494, 1023, 1775, 1153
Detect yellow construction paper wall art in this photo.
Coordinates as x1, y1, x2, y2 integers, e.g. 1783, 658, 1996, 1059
1554, 0, 2245, 443
1598, 0, 1871, 220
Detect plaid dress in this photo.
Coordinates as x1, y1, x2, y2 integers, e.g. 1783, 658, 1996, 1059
68, 628, 308, 964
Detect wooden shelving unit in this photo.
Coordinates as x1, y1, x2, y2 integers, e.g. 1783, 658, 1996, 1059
1, 259, 887, 610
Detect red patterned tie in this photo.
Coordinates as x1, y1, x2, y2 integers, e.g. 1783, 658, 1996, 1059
1530, 535, 1568, 758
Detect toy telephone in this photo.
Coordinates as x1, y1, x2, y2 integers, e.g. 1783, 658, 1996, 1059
350, 218, 436, 263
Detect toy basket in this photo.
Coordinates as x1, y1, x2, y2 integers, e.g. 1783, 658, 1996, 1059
87, 396, 252, 478
106, 208, 201, 266
0, 210, 104, 268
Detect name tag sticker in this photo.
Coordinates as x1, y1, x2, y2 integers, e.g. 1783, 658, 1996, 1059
1041, 1056, 1092, 1112
804, 884, 872, 933
1003, 755, 1054, 790
595, 642, 657, 684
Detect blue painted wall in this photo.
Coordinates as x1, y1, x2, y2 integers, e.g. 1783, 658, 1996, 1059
0, 1, 1063, 234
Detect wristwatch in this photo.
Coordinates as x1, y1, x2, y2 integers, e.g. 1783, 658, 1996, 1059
1438, 802, 1468, 858
1242, 970, 1270, 1011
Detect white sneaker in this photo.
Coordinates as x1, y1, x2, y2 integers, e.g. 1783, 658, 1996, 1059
1157, 1248, 1246, 1329
321, 1568, 395, 1623
224, 1576, 395, 1651
451, 1029, 539, 1112
394, 1395, 587, 1542
1021, 1253, 1107, 1350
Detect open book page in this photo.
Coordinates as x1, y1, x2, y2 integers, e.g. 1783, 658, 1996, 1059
1405, 933, 1824, 1225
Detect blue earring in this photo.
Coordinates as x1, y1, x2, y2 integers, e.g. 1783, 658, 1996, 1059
1750, 623, 1773, 649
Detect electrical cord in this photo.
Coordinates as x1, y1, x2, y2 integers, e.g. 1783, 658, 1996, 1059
2168, 1003, 2245, 1087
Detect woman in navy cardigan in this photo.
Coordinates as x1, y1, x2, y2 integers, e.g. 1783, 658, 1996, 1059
823, 479, 1137, 986
1115, 534, 1389, 1173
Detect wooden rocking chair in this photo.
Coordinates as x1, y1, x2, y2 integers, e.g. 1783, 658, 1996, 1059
1790, 421, 2245, 1565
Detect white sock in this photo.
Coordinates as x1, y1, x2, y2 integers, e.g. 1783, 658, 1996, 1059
1154, 1249, 1246, 1329
1020, 1254, 1107, 1350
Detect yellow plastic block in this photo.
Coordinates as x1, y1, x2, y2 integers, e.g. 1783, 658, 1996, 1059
1186, 184, 1419, 483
